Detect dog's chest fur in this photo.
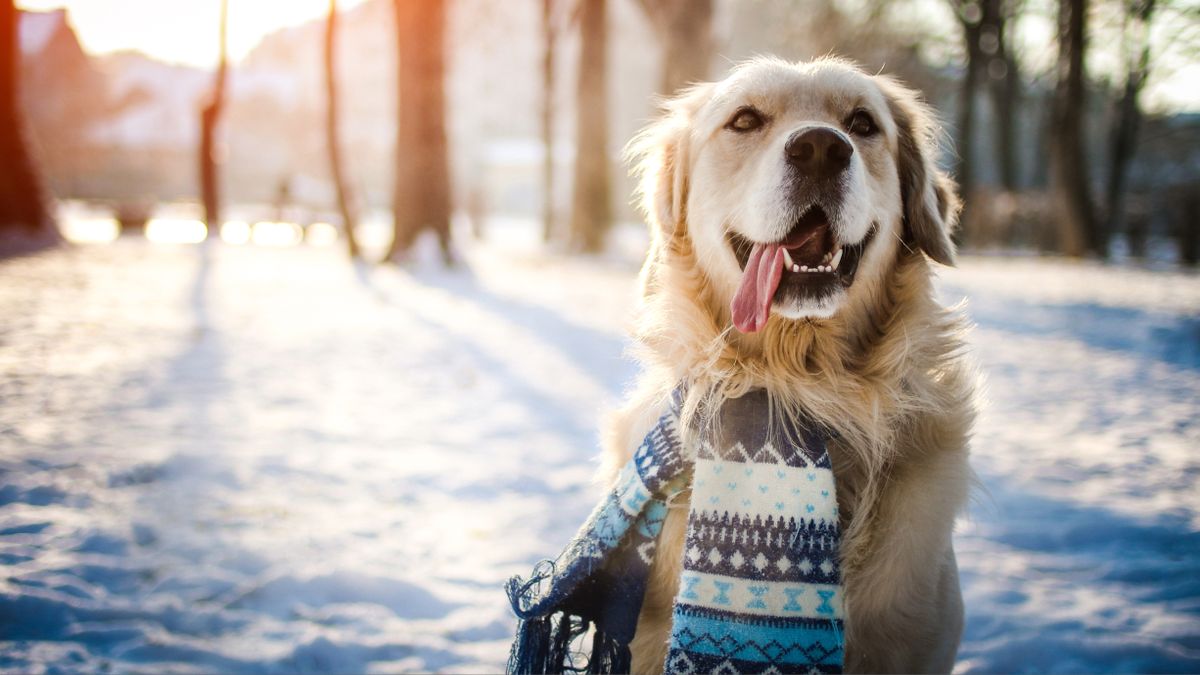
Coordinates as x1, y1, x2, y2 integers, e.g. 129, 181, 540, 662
606, 268, 974, 673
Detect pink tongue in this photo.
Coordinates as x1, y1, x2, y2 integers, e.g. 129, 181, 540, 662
731, 243, 784, 333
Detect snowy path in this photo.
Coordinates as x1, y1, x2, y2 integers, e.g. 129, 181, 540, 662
1, 237, 1197, 673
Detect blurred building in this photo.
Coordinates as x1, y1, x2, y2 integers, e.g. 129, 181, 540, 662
86, 52, 210, 202
18, 9, 107, 198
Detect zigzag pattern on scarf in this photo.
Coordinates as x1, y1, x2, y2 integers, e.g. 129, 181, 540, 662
666, 617, 844, 675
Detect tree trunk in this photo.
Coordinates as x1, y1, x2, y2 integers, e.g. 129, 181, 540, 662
325, 0, 361, 259
0, 0, 54, 237
955, 11, 981, 207
636, 0, 715, 97
199, 0, 229, 237
541, 0, 557, 243
1048, 0, 1097, 257
1106, 0, 1155, 253
953, 0, 1020, 248
388, 0, 452, 265
568, 0, 611, 253
1178, 188, 1198, 267
1032, 91, 1053, 188
985, 0, 1020, 191
952, 0, 981, 247
954, 0, 1020, 202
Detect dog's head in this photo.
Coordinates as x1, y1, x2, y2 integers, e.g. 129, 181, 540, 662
630, 57, 959, 335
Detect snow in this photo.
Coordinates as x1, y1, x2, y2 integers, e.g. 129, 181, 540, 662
1, 223, 1197, 673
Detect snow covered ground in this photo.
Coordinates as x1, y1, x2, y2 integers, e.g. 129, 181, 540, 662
1, 225, 1197, 674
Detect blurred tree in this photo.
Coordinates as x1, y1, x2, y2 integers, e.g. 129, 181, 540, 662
388, 0, 452, 265
0, 0, 55, 241
1179, 188, 1198, 266
199, 0, 229, 237
725, 0, 947, 117
542, 0, 559, 243
1049, 0, 1098, 257
325, 0, 361, 259
954, 2, 981, 200
988, 0, 1022, 191
1105, 0, 1156, 257
569, 0, 611, 253
634, 0, 715, 96
951, 0, 1021, 200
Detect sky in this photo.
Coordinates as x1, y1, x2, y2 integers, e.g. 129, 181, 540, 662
17, 0, 370, 67
16, 0, 1200, 113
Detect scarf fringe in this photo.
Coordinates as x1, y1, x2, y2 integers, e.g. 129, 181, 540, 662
586, 626, 632, 674
507, 566, 632, 674
506, 611, 631, 675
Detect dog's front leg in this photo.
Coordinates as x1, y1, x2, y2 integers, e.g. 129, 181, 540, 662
628, 504, 686, 674
841, 434, 970, 673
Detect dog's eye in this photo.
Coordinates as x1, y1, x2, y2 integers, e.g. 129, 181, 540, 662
847, 109, 878, 137
726, 107, 766, 133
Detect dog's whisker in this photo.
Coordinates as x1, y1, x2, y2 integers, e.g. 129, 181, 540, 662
889, 227, 915, 255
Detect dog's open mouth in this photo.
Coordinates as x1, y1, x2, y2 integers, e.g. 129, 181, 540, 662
726, 206, 872, 333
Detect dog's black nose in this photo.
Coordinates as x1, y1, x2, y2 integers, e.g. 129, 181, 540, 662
785, 127, 853, 180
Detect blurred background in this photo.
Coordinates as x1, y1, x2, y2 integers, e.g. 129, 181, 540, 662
0, 0, 1197, 673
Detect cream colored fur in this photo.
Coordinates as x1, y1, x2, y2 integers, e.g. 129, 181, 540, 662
601, 57, 976, 674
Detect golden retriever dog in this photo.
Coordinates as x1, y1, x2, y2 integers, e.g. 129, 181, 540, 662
601, 57, 975, 673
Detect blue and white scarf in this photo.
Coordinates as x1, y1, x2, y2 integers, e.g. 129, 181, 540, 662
505, 388, 844, 674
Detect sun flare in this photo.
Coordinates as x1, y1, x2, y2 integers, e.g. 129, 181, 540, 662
17, 0, 369, 67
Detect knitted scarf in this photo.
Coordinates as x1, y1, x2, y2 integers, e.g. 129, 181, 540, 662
505, 388, 844, 674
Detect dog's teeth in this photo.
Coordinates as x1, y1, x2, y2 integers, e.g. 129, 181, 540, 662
792, 264, 800, 273
782, 248, 795, 268
799, 265, 808, 272
831, 248, 843, 270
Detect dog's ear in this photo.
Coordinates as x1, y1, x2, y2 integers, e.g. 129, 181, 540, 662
626, 84, 711, 240
881, 77, 960, 266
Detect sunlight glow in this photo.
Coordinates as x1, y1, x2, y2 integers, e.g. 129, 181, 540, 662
17, 0, 369, 67
220, 221, 252, 245
61, 217, 119, 244
251, 221, 304, 247
146, 218, 208, 244
305, 222, 339, 247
